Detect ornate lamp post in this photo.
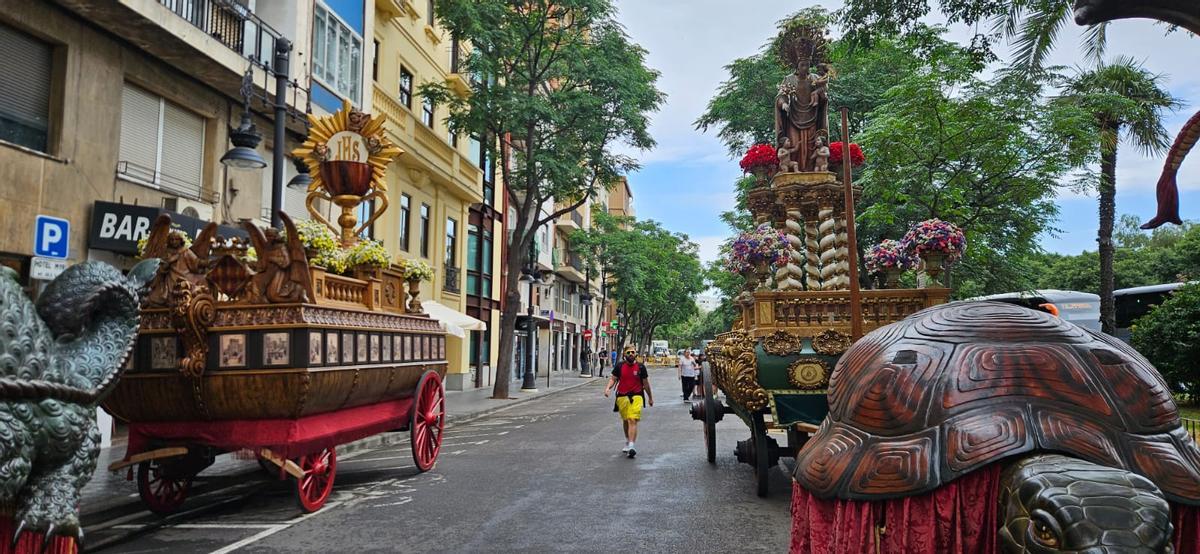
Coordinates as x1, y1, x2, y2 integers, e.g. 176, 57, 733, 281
519, 263, 539, 392
579, 271, 593, 378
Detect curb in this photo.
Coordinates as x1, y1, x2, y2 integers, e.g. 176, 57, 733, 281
81, 375, 601, 526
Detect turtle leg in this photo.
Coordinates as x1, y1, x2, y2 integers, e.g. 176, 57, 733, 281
0, 405, 36, 506
13, 407, 96, 545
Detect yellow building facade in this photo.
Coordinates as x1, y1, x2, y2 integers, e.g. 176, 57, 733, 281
370, 2, 502, 390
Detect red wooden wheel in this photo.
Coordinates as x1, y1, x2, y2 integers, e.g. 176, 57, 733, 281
411, 371, 445, 472
137, 459, 191, 514
294, 447, 337, 513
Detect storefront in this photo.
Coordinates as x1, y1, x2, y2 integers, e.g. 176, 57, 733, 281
86, 200, 246, 269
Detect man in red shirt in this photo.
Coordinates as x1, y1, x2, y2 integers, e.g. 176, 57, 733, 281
603, 346, 654, 458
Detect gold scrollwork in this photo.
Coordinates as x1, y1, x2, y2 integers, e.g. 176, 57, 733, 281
761, 330, 803, 357
787, 357, 830, 390
712, 330, 769, 412
812, 328, 852, 356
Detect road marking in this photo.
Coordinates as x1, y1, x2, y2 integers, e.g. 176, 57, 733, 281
112, 523, 279, 530
207, 501, 342, 554
369, 497, 413, 508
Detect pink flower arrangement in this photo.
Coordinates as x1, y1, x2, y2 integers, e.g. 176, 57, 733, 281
902, 219, 966, 261
864, 239, 916, 275
739, 143, 779, 174
725, 224, 791, 273
829, 142, 865, 167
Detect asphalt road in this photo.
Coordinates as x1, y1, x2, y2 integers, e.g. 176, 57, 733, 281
92, 367, 793, 553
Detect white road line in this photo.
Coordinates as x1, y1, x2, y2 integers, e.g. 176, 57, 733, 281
369, 498, 413, 508
112, 523, 279, 530
207, 501, 342, 554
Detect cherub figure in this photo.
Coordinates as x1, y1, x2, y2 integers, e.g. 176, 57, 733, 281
777, 137, 800, 173
809, 64, 832, 108
142, 215, 216, 307
812, 135, 831, 173
243, 212, 314, 304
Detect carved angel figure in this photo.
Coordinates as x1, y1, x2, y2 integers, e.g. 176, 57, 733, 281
244, 213, 314, 304
778, 137, 800, 173
812, 136, 831, 173
142, 215, 216, 307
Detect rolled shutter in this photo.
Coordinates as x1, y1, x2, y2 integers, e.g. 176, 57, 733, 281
0, 23, 52, 151
118, 84, 161, 180
160, 101, 204, 196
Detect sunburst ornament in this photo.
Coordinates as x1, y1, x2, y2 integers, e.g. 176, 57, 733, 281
292, 99, 403, 246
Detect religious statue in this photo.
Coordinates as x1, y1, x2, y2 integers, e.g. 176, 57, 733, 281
778, 137, 800, 173
811, 136, 830, 173
142, 214, 216, 307
243, 212, 314, 304
774, 23, 830, 173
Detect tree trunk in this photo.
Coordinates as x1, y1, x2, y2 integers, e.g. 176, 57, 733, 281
1098, 135, 1119, 335
492, 223, 535, 399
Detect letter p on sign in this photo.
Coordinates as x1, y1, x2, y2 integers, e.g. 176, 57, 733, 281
34, 215, 70, 259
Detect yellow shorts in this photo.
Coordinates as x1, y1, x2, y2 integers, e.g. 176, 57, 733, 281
616, 395, 644, 421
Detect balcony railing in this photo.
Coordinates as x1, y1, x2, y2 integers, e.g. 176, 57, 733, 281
159, 0, 283, 68
1185, 417, 1200, 440
444, 265, 462, 294
116, 161, 217, 203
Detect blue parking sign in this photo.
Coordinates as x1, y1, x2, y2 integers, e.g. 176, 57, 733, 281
34, 215, 70, 259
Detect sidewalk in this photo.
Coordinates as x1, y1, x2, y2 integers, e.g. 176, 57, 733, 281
80, 371, 602, 527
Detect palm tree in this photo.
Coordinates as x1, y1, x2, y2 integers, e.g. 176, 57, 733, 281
1060, 56, 1180, 333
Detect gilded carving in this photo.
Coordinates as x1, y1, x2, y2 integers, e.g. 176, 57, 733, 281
812, 328, 851, 356
171, 280, 215, 378
142, 305, 443, 333
761, 330, 803, 357
787, 357, 830, 390
713, 331, 769, 412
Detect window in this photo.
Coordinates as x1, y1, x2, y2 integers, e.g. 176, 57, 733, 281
420, 203, 430, 258
356, 200, 374, 239
465, 220, 493, 299
313, 3, 363, 104
450, 38, 460, 73
118, 83, 205, 198
372, 40, 379, 81
399, 67, 413, 108
427, 0, 435, 26
0, 23, 53, 152
399, 194, 411, 251
466, 223, 480, 295
445, 217, 458, 267
422, 96, 435, 127
481, 228, 493, 297
477, 135, 495, 206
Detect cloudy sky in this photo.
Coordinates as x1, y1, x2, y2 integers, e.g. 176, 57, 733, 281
611, 0, 1200, 266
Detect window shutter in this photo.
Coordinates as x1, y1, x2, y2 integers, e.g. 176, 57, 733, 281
0, 24, 51, 142
159, 101, 204, 195
118, 84, 161, 178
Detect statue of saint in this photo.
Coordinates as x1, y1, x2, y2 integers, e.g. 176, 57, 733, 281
774, 25, 831, 173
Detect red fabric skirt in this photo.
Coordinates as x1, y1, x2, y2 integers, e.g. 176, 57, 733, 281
791, 467, 1200, 553
124, 398, 415, 460
0, 516, 74, 554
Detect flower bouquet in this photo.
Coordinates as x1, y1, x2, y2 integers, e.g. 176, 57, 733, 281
725, 224, 790, 291
346, 239, 390, 270
864, 239, 916, 288
401, 259, 435, 282
901, 218, 966, 284
739, 143, 779, 185
829, 142, 865, 167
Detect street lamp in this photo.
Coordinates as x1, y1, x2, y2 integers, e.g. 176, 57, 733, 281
221, 38, 295, 229
520, 255, 541, 391
286, 155, 313, 190
580, 286, 593, 377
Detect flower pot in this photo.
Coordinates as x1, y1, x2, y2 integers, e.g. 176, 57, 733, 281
754, 261, 772, 292
750, 166, 772, 188
921, 252, 946, 286
406, 278, 423, 313
319, 160, 373, 197
885, 267, 903, 288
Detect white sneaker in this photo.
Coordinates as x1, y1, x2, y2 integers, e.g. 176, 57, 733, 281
621, 444, 631, 453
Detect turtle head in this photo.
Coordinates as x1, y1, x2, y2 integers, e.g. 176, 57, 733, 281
999, 454, 1174, 553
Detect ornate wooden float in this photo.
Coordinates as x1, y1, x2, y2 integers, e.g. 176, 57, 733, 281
106, 101, 446, 514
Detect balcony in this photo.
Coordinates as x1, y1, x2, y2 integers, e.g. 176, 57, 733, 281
443, 265, 462, 294
555, 252, 586, 283
159, 0, 282, 66
116, 161, 218, 203
556, 209, 583, 231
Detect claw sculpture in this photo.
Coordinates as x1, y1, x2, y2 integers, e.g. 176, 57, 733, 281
1073, 0, 1200, 229
0, 259, 157, 552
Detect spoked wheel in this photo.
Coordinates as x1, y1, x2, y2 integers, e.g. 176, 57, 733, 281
702, 364, 720, 464
137, 459, 192, 514
294, 447, 337, 513
751, 413, 771, 498
411, 370, 446, 472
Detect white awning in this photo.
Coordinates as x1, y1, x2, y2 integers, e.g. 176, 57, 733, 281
421, 300, 487, 338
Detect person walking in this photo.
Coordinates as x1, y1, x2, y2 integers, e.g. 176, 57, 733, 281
694, 351, 708, 398
597, 348, 607, 377
603, 346, 654, 458
678, 349, 698, 401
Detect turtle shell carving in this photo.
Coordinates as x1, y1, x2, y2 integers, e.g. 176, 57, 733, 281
793, 301, 1200, 504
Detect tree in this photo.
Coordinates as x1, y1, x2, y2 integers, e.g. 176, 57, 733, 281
1131, 283, 1200, 399
571, 212, 704, 354
838, 0, 1109, 69
1059, 57, 1180, 333
424, 0, 664, 398
855, 65, 1095, 296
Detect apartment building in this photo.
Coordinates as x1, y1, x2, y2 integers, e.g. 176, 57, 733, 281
370, 0, 501, 391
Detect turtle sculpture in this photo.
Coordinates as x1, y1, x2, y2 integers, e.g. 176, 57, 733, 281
0, 259, 157, 547
791, 301, 1200, 553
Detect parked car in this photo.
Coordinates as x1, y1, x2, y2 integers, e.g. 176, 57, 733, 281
971, 290, 1101, 332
